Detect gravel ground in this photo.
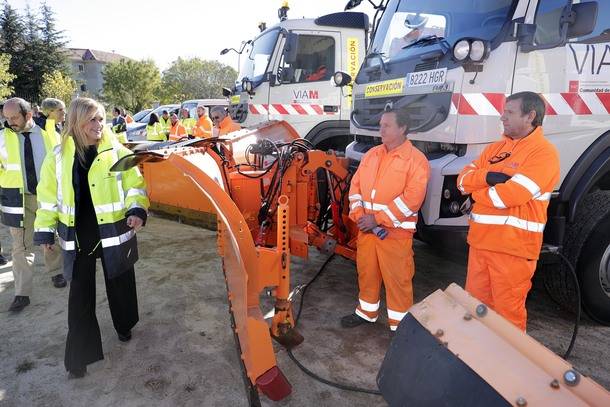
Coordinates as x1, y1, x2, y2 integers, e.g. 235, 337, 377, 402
0, 216, 608, 406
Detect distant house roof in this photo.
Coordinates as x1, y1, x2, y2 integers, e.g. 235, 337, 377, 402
66, 48, 131, 64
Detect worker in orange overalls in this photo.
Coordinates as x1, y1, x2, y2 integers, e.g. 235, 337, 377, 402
342, 107, 430, 332
168, 112, 187, 141
210, 106, 241, 136
192, 104, 213, 138
457, 91, 560, 331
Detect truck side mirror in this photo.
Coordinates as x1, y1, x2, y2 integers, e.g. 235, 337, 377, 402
567, 1, 598, 39
333, 71, 352, 87
344, 0, 362, 11
515, 22, 536, 45
283, 32, 299, 64
281, 67, 295, 83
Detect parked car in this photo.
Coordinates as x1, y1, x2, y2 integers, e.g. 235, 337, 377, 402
126, 104, 180, 141
180, 99, 229, 120
132, 109, 152, 122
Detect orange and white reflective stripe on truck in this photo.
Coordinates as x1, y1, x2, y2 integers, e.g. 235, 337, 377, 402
249, 104, 337, 115
450, 92, 610, 116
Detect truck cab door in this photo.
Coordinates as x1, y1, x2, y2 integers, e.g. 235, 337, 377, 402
239, 29, 284, 128
513, 0, 608, 181
268, 30, 342, 139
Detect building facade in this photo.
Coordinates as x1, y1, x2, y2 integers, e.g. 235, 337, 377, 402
66, 48, 130, 98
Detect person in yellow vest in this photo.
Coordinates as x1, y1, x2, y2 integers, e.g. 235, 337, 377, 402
210, 106, 241, 136
1, 98, 64, 312
34, 97, 149, 378
146, 112, 166, 142
159, 110, 171, 135
192, 104, 213, 138
0, 103, 6, 265
111, 107, 127, 143
180, 108, 196, 137
168, 112, 187, 141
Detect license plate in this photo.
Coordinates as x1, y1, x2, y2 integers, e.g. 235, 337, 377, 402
406, 68, 447, 88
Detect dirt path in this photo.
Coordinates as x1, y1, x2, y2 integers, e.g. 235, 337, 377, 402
0, 216, 608, 406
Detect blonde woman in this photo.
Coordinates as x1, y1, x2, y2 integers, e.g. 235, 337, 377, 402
33, 98, 149, 378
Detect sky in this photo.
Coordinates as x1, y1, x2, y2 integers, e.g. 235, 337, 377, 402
11, 0, 377, 71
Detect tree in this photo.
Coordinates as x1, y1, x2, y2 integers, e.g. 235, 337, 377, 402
0, 53, 15, 98
102, 59, 161, 113
0, 1, 67, 101
40, 70, 75, 104
38, 1, 68, 72
160, 58, 237, 102
0, 2, 26, 97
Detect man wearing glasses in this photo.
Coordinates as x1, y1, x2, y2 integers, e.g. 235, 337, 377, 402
209, 106, 241, 137
457, 91, 560, 331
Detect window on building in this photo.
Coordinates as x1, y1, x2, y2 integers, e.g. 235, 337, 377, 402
78, 64, 84, 72
280, 35, 335, 83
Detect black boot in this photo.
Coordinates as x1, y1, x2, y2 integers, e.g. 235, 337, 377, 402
68, 366, 87, 379
52, 273, 67, 288
118, 330, 132, 342
340, 313, 373, 328
8, 296, 30, 312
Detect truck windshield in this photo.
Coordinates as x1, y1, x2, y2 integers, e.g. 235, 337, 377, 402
371, 0, 515, 61
238, 29, 279, 84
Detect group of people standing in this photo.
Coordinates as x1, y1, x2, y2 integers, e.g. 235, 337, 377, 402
1, 96, 149, 378
1, 90, 559, 380
343, 91, 560, 334
142, 103, 241, 142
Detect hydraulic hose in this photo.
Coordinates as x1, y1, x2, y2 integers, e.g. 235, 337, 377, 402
545, 247, 581, 360
288, 254, 382, 396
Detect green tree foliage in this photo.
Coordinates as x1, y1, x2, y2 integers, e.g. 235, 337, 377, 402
102, 59, 161, 113
0, 52, 16, 98
40, 70, 75, 105
0, 2, 25, 96
160, 58, 237, 102
0, 1, 67, 102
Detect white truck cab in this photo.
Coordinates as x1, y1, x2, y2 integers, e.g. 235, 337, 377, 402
226, 10, 368, 150
343, 0, 610, 324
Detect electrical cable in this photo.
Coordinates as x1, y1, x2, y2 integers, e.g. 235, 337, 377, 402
286, 254, 382, 396
550, 249, 581, 360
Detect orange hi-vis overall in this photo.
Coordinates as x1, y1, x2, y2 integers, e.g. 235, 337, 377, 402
348, 140, 430, 330
457, 126, 560, 330
217, 116, 241, 136
168, 122, 187, 141
192, 115, 213, 138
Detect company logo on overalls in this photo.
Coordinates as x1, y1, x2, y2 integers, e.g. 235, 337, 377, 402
365, 79, 405, 98
293, 89, 319, 103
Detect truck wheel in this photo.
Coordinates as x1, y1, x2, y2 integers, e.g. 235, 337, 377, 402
546, 191, 610, 325
577, 204, 610, 325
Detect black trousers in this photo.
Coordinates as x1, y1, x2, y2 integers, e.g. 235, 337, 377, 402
64, 253, 139, 372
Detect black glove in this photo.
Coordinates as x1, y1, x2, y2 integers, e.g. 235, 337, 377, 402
486, 172, 511, 186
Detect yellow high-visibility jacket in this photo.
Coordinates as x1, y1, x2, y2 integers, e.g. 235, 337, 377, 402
34, 129, 149, 280
180, 117, 197, 136
0, 126, 59, 227
146, 122, 166, 141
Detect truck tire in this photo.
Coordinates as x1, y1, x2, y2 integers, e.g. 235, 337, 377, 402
545, 191, 610, 325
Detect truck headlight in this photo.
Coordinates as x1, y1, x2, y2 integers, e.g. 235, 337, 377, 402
333, 71, 352, 87
453, 40, 470, 61
469, 40, 487, 62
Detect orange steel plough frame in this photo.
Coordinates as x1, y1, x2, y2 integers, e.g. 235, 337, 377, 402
118, 121, 358, 403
